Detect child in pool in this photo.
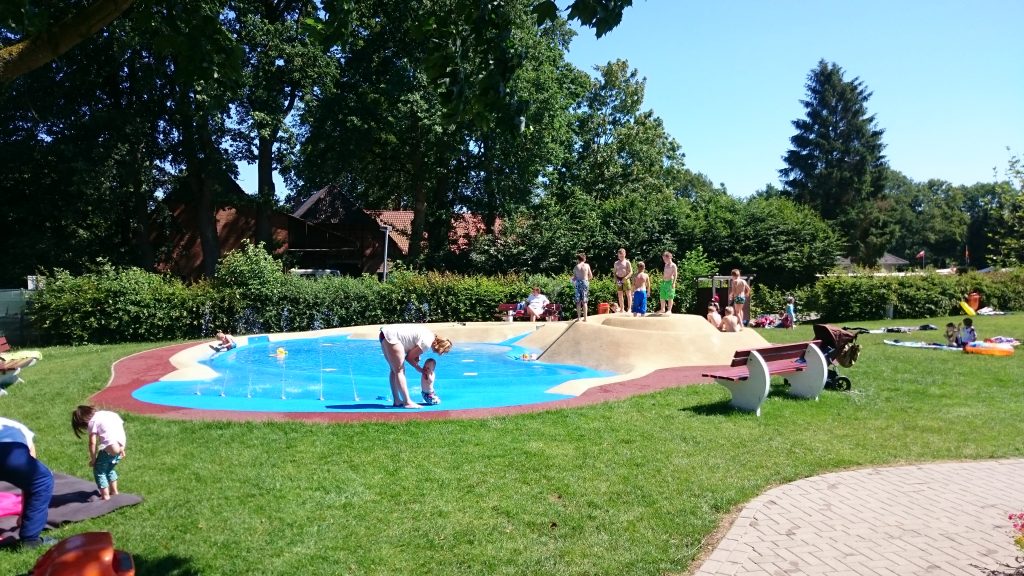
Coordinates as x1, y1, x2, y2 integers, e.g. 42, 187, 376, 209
419, 358, 440, 405
71, 405, 127, 500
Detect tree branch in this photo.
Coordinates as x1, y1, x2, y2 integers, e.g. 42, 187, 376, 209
0, 0, 135, 83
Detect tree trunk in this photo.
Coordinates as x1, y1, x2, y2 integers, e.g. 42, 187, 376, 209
131, 153, 155, 271
409, 146, 426, 262
255, 133, 275, 248
0, 0, 135, 83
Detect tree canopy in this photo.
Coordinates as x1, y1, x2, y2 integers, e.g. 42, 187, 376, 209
0, 4, 1018, 292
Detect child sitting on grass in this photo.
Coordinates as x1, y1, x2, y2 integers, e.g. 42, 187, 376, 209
71, 405, 127, 500
944, 322, 958, 346
419, 358, 440, 405
956, 317, 977, 347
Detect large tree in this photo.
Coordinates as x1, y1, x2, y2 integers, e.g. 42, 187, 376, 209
780, 59, 889, 264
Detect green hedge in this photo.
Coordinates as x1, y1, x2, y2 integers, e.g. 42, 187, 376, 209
27, 246, 1022, 344
28, 244, 625, 344
802, 269, 1024, 322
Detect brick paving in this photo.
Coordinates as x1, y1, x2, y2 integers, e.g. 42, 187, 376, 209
693, 459, 1024, 576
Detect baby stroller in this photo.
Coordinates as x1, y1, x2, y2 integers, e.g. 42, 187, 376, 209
811, 324, 866, 391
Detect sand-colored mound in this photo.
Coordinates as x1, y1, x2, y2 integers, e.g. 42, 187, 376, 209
534, 314, 768, 394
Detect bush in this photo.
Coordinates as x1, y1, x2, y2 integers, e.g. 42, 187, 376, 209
801, 270, 1024, 322
30, 262, 193, 344
29, 258, 1021, 344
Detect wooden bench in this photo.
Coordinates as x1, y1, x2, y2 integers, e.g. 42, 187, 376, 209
495, 303, 562, 322
701, 340, 827, 416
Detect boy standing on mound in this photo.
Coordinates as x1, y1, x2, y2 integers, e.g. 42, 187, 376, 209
631, 262, 650, 317
659, 252, 677, 314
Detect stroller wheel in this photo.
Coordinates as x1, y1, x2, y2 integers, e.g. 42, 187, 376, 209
834, 376, 852, 391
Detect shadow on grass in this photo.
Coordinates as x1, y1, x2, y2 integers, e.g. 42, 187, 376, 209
679, 401, 735, 416
679, 385, 805, 416
132, 553, 203, 576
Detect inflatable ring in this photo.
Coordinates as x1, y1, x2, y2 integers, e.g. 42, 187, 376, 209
959, 301, 976, 316
963, 342, 1014, 357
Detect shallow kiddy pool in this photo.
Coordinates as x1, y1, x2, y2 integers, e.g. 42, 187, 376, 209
131, 334, 613, 412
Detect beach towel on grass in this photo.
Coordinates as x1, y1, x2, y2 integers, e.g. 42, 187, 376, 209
883, 340, 961, 351
0, 473, 142, 541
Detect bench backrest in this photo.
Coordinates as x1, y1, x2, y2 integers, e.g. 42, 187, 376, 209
729, 340, 821, 367
0, 336, 9, 353
497, 303, 517, 313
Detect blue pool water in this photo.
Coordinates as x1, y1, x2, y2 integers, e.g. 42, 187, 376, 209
132, 334, 613, 412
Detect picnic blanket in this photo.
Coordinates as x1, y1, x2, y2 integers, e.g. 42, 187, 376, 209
883, 339, 961, 351
0, 473, 142, 541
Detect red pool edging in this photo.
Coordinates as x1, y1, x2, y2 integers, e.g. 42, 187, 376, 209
92, 342, 716, 423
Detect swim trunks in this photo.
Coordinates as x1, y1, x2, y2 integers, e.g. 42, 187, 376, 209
573, 279, 589, 304
659, 280, 675, 301
631, 290, 648, 314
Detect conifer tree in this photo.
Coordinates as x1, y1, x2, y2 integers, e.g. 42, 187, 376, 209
780, 59, 889, 263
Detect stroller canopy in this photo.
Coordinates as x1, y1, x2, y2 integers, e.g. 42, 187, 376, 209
813, 324, 858, 351
813, 324, 862, 367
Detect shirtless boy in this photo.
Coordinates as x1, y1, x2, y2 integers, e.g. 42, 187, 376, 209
631, 261, 651, 317
728, 269, 751, 326
614, 248, 633, 314
659, 251, 678, 314
572, 253, 593, 322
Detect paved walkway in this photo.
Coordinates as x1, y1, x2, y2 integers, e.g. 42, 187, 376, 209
693, 459, 1024, 576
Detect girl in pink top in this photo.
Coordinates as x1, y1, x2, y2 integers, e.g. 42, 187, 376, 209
72, 405, 126, 500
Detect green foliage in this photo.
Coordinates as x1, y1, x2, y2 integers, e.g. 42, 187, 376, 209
213, 240, 287, 327
29, 263, 635, 344
780, 59, 889, 264
29, 263, 194, 345
987, 151, 1024, 267
670, 247, 717, 312
802, 270, 1024, 322
749, 283, 810, 319
732, 196, 844, 289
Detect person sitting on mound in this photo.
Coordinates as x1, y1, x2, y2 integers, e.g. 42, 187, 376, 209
418, 358, 440, 405
209, 330, 237, 353
719, 306, 743, 332
706, 304, 722, 329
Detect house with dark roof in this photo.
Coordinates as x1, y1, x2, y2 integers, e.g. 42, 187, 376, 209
156, 183, 499, 281
836, 252, 911, 273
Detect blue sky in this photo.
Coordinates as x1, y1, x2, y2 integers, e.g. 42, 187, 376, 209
564, 0, 1024, 196
238, 0, 1024, 199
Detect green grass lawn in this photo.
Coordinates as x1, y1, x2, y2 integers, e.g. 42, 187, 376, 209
1, 315, 1022, 575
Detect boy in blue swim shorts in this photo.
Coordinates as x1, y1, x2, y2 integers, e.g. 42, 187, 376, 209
631, 262, 650, 316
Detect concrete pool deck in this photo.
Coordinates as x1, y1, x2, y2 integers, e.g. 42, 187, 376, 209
92, 313, 768, 422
